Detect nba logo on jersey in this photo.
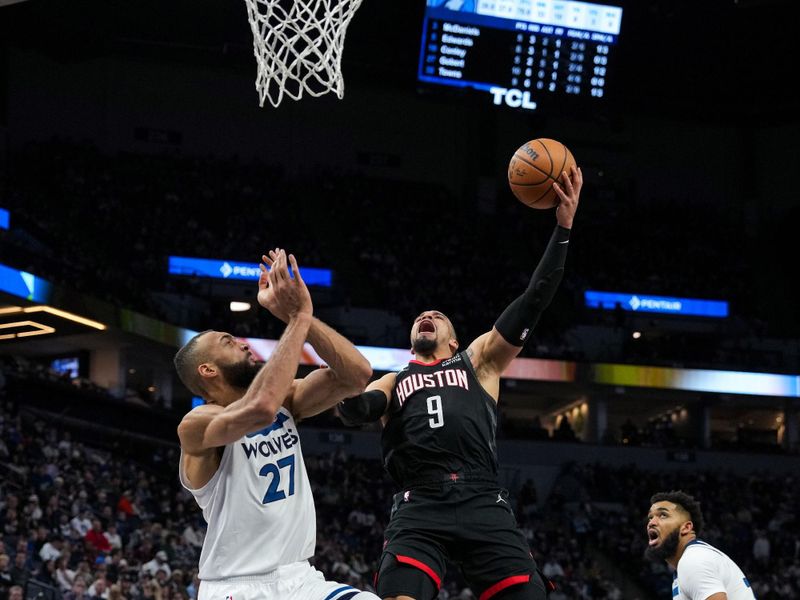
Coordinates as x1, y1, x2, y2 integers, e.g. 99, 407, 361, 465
225, 595, 233, 600
520, 328, 530, 341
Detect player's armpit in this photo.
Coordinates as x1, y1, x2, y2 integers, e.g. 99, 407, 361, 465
704, 594, 727, 600
467, 329, 521, 382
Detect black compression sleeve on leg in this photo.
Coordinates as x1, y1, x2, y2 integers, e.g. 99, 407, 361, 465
337, 389, 389, 426
494, 225, 570, 346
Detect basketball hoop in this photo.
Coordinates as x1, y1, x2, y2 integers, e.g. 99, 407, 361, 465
242, 0, 364, 107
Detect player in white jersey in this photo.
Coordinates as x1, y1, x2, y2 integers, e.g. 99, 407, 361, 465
645, 491, 756, 600
174, 249, 380, 600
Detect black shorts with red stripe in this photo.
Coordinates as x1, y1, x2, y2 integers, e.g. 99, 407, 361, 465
375, 480, 550, 600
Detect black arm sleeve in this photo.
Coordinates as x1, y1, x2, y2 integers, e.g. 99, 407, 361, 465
494, 225, 570, 346
337, 389, 389, 426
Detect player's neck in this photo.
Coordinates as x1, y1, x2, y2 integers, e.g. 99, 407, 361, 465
208, 385, 247, 407
667, 533, 697, 569
413, 348, 453, 363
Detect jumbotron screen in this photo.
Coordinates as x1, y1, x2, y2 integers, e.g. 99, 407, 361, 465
418, 0, 623, 111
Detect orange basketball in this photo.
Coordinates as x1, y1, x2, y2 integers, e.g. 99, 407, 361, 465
508, 138, 576, 209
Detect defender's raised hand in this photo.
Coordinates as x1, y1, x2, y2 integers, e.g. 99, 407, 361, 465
257, 248, 312, 321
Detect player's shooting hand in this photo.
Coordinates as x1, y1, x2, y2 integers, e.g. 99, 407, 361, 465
553, 165, 582, 229
257, 248, 288, 322
259, 248, 312, 321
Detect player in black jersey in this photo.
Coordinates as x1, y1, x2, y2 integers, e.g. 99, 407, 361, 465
338, 166, 583, 600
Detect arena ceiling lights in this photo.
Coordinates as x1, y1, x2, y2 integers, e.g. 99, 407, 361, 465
0, 305, 106, 341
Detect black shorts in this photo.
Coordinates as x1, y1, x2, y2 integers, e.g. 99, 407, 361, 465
375, 481, 546, 599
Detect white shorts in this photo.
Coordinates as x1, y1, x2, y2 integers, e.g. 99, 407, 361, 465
198, 561, 378, 600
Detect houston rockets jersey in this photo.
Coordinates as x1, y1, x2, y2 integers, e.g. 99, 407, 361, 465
381, 351, 499, 488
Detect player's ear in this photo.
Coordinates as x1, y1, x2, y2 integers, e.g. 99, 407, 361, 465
680, 520, 695, 537
198, 363, 217, 379
449, 338, 459, 354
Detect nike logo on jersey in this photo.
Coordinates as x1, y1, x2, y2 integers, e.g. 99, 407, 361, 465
246, 412, 289, 438
558, 240, 569, 244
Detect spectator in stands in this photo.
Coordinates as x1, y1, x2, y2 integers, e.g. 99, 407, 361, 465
116, 492, 136, 518
0, 553, 13, 598
88, 576, 110, 600
141, 551, 170, 578
107, 583, 124, 600
179, 521, 202, 550
8, 584, 23, 600
57, 513, 73, 539
517, 478, 539, 518
72, 510, 93, 538
141, 578, 162, 600
541, 556, 565, 580
185, 570, 199, 600
10, 552, 29, 589
25, 494, 43, 522
38, 559, 59, 589
55, 556, 76, 591
753, 529, 771, 566
554, 414, 577, 441
117, 572, 136, 600
65, 578, 89, 600
38, 534, 63, 562
87, 519, 112, 555
104, 524, 122, 552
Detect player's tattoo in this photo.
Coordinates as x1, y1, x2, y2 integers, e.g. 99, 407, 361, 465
466, 347, 474, 359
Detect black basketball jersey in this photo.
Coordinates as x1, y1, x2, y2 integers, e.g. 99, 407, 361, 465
381, 350, 499, 489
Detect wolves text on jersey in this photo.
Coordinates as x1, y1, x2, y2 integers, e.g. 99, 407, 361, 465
396, 369, 470, 406
241, 413, 300, 459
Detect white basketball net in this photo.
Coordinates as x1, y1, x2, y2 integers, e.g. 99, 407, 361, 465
243, 0, 364, 107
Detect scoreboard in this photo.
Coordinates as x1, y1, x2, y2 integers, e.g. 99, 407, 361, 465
418, 0, 623, 111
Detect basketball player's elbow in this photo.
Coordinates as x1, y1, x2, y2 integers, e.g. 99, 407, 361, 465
332, 358, 372, 396
351, 360, 373, 392
246, 390, 283, 422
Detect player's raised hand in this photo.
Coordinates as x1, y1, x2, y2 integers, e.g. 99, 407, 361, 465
257, 247, 286, 321
259, 248, 312, 321
553, 165, 582, 229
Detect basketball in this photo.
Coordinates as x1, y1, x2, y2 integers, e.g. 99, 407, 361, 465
508, 138, 577, 209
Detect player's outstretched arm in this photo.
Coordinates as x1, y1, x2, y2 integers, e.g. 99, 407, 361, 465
285, 318, 373, 421
258, 249, 372, 420
179, 250, 313, 454
469, 166, 582, 378
337, 372, 396, 427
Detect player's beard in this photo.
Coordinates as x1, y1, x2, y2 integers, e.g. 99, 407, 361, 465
412, 335, 438, 355
644, 527, 681, 562
219, 358, 263, 390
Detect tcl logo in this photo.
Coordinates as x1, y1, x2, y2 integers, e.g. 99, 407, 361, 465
489, 87, 537, 111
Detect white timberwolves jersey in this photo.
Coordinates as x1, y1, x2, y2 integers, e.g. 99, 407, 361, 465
673, 540, 755, 600
180, 407, 316, 580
